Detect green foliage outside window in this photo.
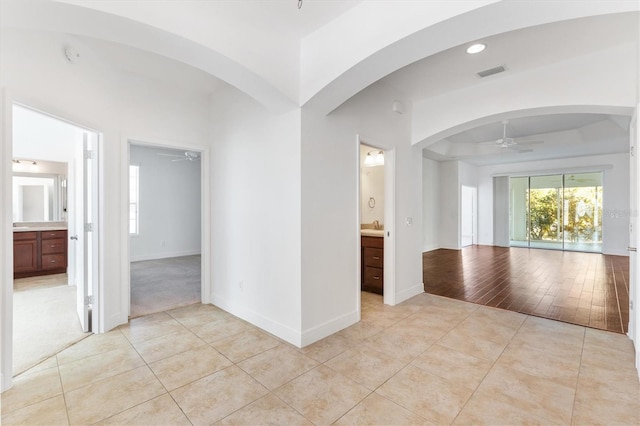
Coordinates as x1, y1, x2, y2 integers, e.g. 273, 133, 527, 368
527, 187, 602, 243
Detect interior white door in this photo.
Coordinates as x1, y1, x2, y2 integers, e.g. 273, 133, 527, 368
75, 132, 98, 332
628, 111, 638, 373
461, 185, 476, 247
75, 134, 90, 332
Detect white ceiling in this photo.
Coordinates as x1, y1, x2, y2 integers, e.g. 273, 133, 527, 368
423, 114, 631, 166
388, 12, 638, 166
7, 2, 635, 167
382, 13, 638, 101
201, 0, 362, 38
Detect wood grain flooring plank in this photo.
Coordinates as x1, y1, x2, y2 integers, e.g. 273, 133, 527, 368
423, 246, 628, 334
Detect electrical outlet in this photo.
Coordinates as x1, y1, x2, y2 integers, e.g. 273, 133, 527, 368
406, 217, 413, 226
239, 280, 244, 292
161, 240, 166, 247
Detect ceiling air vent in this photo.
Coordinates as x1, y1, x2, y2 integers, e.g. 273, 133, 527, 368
477, 65, 506, 78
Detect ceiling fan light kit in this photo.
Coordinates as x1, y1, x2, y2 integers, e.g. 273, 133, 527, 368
475, 120, 544, 154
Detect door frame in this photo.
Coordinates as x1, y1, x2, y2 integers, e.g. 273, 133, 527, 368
1, 92, 104, 391
356, 134, 396, 310
461, 185, 477, 247
122, 138, 212, 317
629, 108, 639, 377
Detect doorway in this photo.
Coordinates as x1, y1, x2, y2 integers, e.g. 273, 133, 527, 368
358, 138, 396, 309
9, 103, 100, 376
461, 185, 477, 247
509, 172, 603, 252
128, 143, 203, 317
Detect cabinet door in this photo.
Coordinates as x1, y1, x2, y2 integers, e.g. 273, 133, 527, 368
14, 240, 38, 273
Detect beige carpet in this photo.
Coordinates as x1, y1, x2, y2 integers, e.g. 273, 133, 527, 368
130, 255, 201, 318
13, 274, 89, 376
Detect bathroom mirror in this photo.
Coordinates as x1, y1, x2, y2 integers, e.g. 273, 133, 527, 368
12, 174, 67, 222
12, 159, 68, 223
12, 160, 68, 223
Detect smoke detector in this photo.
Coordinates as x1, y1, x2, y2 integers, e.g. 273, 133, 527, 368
64, 46, 80, 64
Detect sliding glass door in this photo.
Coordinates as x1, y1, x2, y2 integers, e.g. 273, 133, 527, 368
529, 175, 563, 250
509, 172, 603, 252
563, 173, 603, 252
509, 177, 529, 248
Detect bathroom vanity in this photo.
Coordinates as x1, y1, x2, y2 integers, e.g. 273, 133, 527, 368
13, 226, 68, 279
361, 231, 384, 295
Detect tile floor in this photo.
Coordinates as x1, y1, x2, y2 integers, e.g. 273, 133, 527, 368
2, 292, 639, 425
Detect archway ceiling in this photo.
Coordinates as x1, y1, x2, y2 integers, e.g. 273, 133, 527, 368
2, 1, 636, 114
1, 1, 637, 167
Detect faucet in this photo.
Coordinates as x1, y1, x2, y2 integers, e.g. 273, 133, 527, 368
373, 220, 381, 230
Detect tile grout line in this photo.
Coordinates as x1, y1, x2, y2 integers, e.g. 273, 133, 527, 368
54, 355, 72, 426
568, 327, 587, 426
449, 314, 530, 425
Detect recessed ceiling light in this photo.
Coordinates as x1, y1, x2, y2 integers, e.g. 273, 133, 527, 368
466, 43, 486, 54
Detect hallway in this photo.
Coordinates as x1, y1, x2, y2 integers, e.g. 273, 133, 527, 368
423, 246, 629, 333
2, 292, 638, 425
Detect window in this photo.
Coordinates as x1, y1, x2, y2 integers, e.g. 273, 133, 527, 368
509, 172, 603, 252
129, 165, 139, 235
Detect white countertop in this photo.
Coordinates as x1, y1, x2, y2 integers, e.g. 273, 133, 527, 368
361, 229, 384, 237
13, 225, 67, 232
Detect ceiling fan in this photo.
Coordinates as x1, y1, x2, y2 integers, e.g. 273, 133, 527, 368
157, 151, 201, 162
478, 120, 544, 153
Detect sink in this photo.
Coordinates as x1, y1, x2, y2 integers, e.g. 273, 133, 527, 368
13, 227, 30, 230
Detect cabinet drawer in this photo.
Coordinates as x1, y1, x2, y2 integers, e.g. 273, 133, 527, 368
361, 236, 383, 248
14, 232, 37, 241
364, 247, 383, 268
42, 239, 65, 254
42, 230, 67, 240
42, 254, 66, 270
363, 267, 383, 293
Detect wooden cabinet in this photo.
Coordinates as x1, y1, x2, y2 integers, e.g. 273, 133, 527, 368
361, 236, 383, 295
13, 230, 68, 278
13, 232, 38, 274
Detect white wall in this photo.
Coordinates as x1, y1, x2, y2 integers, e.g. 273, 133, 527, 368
0, 28, 211, 333
360, 145, 385, 226
12, 105, 79, 163
301, 82, 422, 344
475, 153, 630, 255
438, 161, 459, 249
422, 157, 440, 251
209, 84, 302, 346
129, 145, 201, 262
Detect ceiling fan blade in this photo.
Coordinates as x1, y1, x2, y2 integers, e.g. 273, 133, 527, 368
513, 140, 544, 146
477, 139, 502, 145
171, 158, 188, 162
157, 153, 185, 158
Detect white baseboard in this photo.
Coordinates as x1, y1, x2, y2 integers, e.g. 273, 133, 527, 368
603, 249, 629, 256
130, 250, 201, 262
396, 283, 424, 304
422, 244, 439, 252
211, 292, 302, 347
439, 244, 460, 250
1, 372, 11, 393
300, 309, 359, 347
